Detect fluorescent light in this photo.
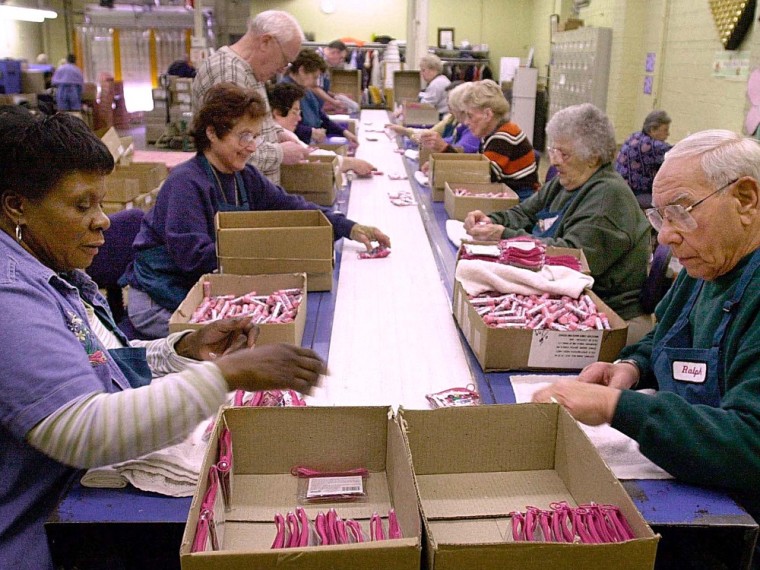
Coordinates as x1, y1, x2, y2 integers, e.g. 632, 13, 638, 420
0, 5, 57, 22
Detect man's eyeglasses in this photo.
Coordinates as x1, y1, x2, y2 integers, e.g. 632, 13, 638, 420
274, 37, 292, 71
645, 179, 738, 233
546, 146, 572, 162
238, 132, 264, 148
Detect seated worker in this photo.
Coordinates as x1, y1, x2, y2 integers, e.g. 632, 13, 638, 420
123, 83, 390, 339
615, 110, 672, 209
167, 55, 196, 78
51, 53, 84, 111
0, 107, 325, 569
464, 103, 652, 344
418, 54, 451, 117
418, 81, 480, 156
279, 49, 358, 146
460, 79, 539, 200
534, 130, 760, 545
313, 40, 354, 113
268, 82, 376, 176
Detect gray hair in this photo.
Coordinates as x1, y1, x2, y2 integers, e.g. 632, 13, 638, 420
419, 54, 444, 74
642, 110, 670, 135
447, 81, 471, 114
663, 129, 760, 189
462, 79, 510, 121
248, 10, 305, 44
546, 103, 616, 164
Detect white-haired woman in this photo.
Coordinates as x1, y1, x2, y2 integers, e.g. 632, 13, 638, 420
464, 103, 652, 343
418, 54, 451, 117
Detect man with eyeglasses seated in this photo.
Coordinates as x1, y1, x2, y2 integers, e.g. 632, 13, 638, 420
464, 103, 652, 344
123, 84, 390, 339
534, 130, 760, 552
192, 9, 311, 185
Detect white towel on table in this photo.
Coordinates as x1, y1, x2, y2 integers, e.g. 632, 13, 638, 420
446, 220, 468, 248
456, 259, 594, 298
404, 149, 420, 162
81, 418, 212, 497
414, 170, 428, 186
510, 374, 673, 480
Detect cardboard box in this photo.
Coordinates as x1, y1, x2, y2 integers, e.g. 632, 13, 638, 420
280, 155, 340, 206
169, 273, 307, 346
402, 102, 438, 127
453, 281, 627, 371
106, 162, 169, 200
330, 69, 362, 105
21, 71, 46, 93
216, 210, 334, 292
393, 70, 421, 105
180, 406, 421, 569
316, 142, 348, 156
443, 181, 519, 221
429, 153, 492, 201
400, 404, 658, 570
169, 76, 193, 93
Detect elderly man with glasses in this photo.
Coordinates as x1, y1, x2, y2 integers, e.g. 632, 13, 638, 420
534, 130, 760, 542
193, 10, 311, 185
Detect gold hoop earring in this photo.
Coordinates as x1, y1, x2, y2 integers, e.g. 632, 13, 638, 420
15, 223, 22, 244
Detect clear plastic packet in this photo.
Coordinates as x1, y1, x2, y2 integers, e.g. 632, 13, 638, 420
292, 466, 369, 504
270, 512, 289, 549
345, 519, 367, 543
425, 385, 480, 408
369, 512, 386, 541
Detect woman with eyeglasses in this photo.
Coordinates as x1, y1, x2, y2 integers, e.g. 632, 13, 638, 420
534, 130, 760, 544
123, 83, 389, 339
464, 103, 652, 344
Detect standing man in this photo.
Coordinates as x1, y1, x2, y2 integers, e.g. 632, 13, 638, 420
193, 10, 310, 184
313, 40, 353, 113
51, 54, 84, 112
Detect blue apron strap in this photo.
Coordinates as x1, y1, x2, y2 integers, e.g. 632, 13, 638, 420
712, 248, 760, 349
532, 191, 581, 238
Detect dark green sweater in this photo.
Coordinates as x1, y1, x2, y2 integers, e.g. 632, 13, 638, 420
615, 251, 760, 520
487, 164, 650, 319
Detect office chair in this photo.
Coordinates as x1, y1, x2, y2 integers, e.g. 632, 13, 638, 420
639, 243, 673, 314
87, 208, 144, 338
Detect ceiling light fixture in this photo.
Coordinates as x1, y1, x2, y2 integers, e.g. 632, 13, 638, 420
0, 3, 57, 23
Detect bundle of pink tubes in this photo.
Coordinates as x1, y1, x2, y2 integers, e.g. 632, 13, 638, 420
509, 502, 635, 543
189, 282, 302, 324
453, 187, 514, 198
459, 237, 583, 272
471, 291, 612, 331
272, 507, 401, 548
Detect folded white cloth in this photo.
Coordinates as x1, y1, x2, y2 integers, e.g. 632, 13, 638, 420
334, 94, 360, 114
81, 418, 212, 497
510, 374, 673, 480
456, 259, 594, 298
404, 149, 420, 161
413, 170, 428, 186
446, 220, 468, 247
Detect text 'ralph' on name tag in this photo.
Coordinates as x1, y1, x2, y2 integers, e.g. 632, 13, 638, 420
672, 361, 707, 383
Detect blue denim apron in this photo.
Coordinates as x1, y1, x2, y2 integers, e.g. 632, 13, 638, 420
531, 190, 580, 238
133, 156, 249, 312
650, 248, 760, 406
92, 300, 152, 388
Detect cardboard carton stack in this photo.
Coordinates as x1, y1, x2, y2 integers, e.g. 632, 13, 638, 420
429, 153, 492, 202
215, 210, 335, 291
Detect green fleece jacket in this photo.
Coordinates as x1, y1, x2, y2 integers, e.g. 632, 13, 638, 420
487, 164, 650, 319
615, 251, 760, 521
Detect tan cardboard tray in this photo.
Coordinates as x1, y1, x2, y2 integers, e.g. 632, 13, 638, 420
180, 406, 421, 569
400, 404, 658, 570
169, 273, 307, 347
443, 181, 519, 221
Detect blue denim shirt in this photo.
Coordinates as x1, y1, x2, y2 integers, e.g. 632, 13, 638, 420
0, 230, 131, 569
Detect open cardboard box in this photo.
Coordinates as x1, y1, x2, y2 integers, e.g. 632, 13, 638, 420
180, 406, 421, 569
393, 70, 421, 106
280, 155, 341, 206
402, 102, 439, 128
330, 69, 362, 106
429, 154, 491, 202
215, 210, 334, 292
169, 273, 307, 346
400, 404, 659, 570
453, 280, 627, 371
106, 162, 169, 201
444, 181, 519, 221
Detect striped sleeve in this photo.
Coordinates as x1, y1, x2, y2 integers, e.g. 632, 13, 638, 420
130, 331, 201, 377
483, 123, 539, 190
25, 362, 228, 468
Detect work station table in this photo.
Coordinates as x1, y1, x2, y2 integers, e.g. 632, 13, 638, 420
47, 109, 757, 569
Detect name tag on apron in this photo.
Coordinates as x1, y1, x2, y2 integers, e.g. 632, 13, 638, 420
538, 215, 559, 233
672, 361, 707, 383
